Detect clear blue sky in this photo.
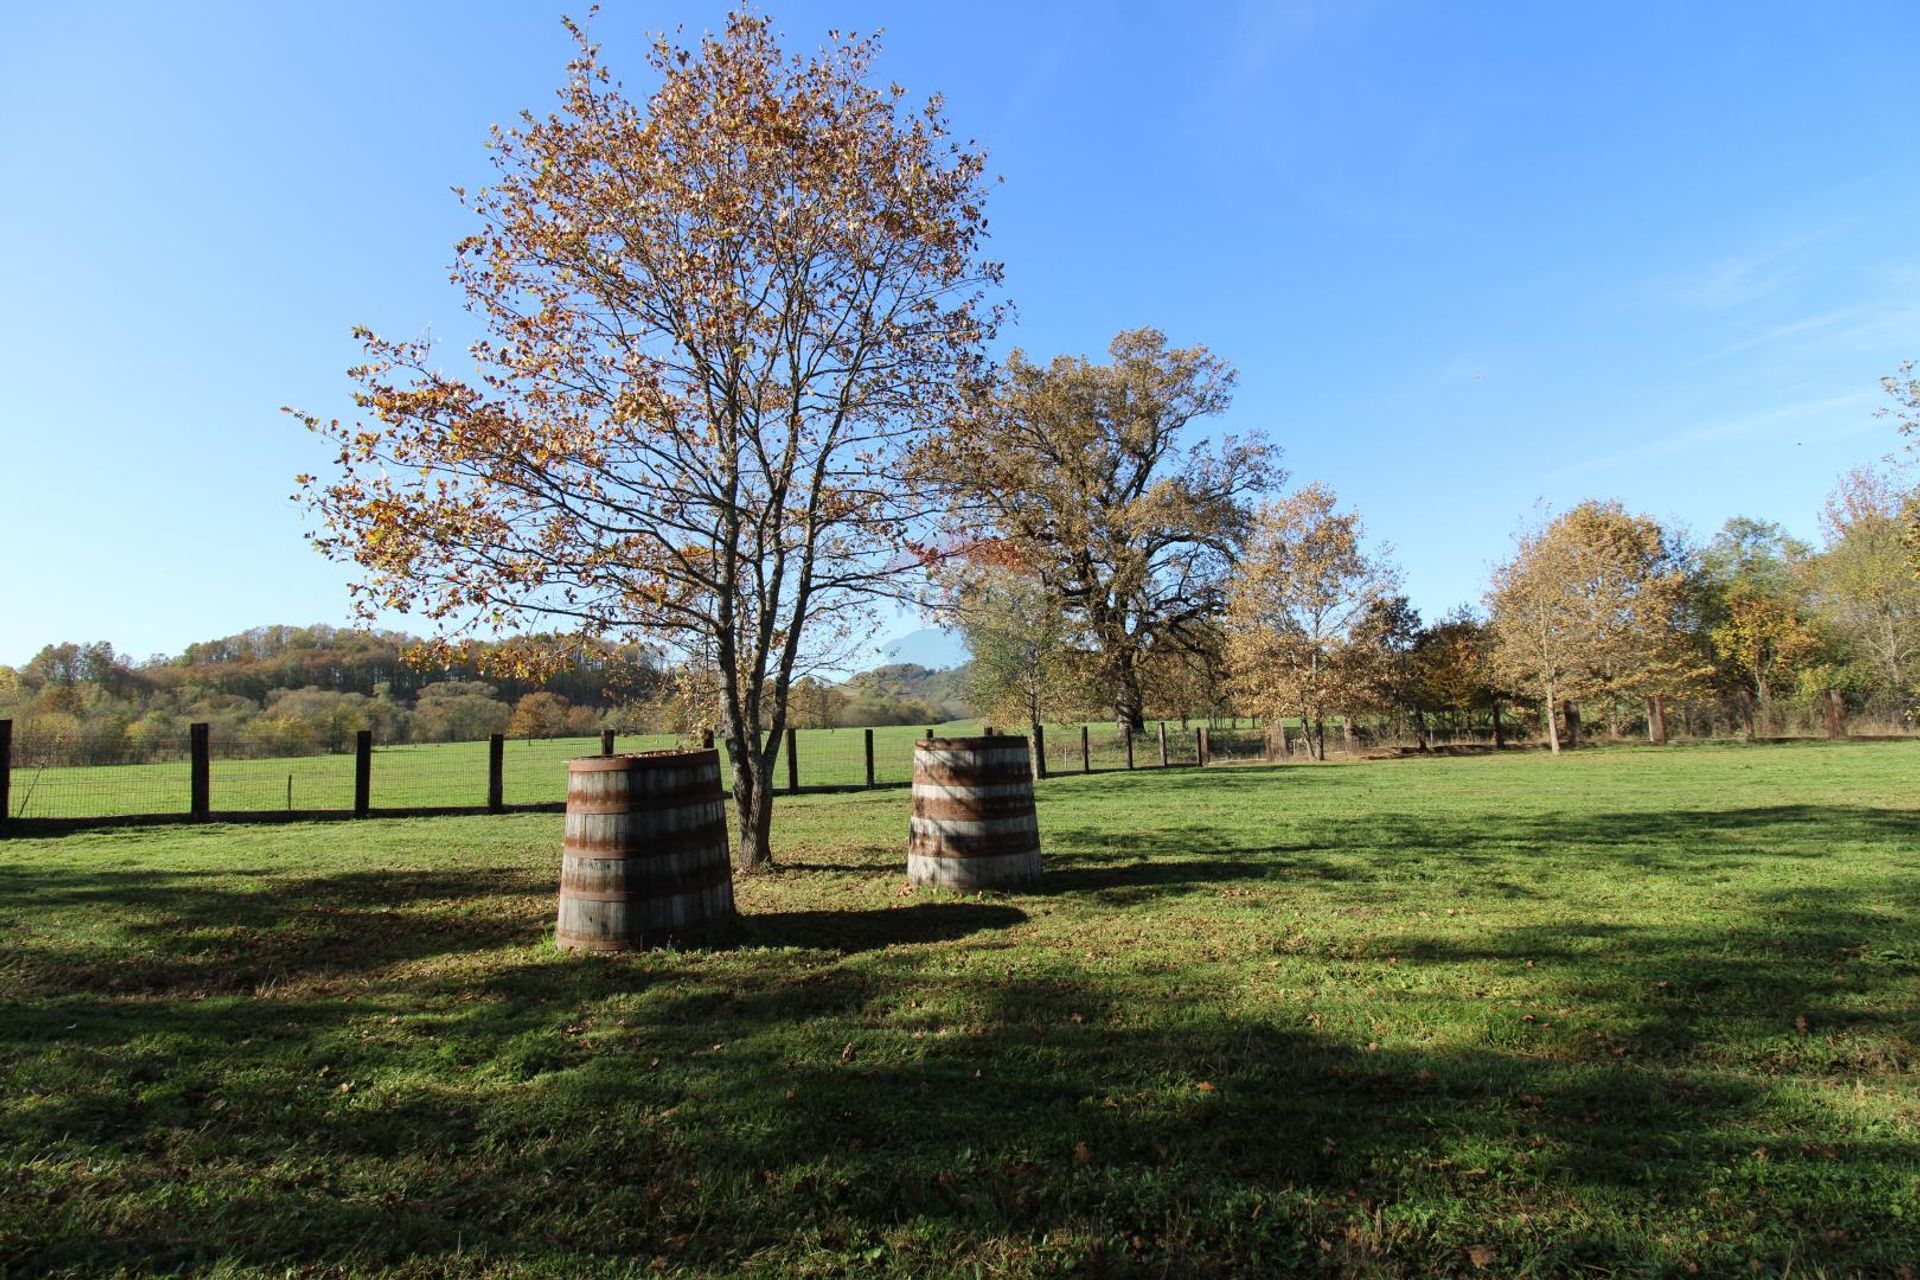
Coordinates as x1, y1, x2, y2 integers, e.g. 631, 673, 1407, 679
4, 1, 1916, 668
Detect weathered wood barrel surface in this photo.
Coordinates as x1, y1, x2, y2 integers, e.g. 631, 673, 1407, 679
908, 736, 1042, 889
557, 750, 734, 951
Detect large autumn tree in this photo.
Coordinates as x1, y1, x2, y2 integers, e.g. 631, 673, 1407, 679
1700, 517, 1820, 734
1223, 484, 1397, 759
1486, 501, 1696, 753
917, 329, 1275, 733
291, 14, 1002, 871
1810, 467, 1920, 701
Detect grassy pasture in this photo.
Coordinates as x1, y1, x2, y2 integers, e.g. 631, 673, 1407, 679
1, 741, 1916, 1276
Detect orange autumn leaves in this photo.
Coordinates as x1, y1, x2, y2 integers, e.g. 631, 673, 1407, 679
287, 11, 1002, 870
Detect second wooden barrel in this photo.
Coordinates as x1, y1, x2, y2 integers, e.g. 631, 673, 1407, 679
908, 736, 1043, 889
557, 749, 735, 951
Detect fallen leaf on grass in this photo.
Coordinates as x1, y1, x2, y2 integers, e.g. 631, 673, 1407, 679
1196, 1081, 1216, 1093
1466, 1243, 1497, 1268
840, 1043, 856, 1062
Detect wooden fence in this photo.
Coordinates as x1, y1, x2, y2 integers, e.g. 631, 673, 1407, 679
0, 718, 1239, 833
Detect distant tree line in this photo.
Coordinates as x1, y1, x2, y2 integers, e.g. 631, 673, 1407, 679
926, 332, 1920, 754
0, 624, 967, 767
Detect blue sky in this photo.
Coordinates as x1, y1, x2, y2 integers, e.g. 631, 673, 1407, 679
3, 1, 1916, 668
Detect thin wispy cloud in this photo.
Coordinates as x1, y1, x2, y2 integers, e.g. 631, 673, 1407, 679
1703, 309, 1856, 360
1546, 391, 1879, 479
1606, 222, 1847, 312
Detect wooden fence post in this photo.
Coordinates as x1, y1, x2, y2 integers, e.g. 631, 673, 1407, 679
1198, 725, 1210, 766
354, 730, 372, 817
600, 729, 615, 757
190, 722, 210, 820
488, 733, 504, 811
924, 727, 934, 741
1158, 721, 1169, 767
1080, 725, 1090, 774
1034, 724, 1047, 779
0, 719, 10, 823
786, 727, 800, 791
701, 729, 715, 750
864, 728, 875, 788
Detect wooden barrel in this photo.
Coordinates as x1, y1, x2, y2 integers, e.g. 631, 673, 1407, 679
557, 750, 734, 951
908, 736, 1042, 889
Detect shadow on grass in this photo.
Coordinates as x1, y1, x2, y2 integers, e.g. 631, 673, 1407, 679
737, 902, 1028, 953
3, 801, 1917, 1275
0, 864, 550, 997
5, 913, 1915, 1275
1030, 802, 1917, 906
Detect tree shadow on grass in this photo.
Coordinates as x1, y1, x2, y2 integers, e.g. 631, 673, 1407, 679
1026, 803, 1915, 906
737, 902, 1028, 954
0, 864, 550, 997
2, 871, 1915, 1276
4, 798, 1917, 1276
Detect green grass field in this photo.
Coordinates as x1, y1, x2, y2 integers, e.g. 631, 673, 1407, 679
2, 742, 1916, 1275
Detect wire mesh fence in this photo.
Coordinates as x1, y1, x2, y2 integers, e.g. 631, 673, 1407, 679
1030, 720, 1226, 774
1, 714, 1258, 828
211, 748, 357, 813
3, 723, 194, 819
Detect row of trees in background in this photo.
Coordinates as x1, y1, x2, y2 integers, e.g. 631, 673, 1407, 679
960, 450, 1920, 756
935, 339, 1920, 755
0, 622, 961, 766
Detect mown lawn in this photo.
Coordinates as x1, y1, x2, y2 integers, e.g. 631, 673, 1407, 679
1, 742, 1915, 1276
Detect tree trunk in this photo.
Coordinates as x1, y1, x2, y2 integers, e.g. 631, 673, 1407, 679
1738, 689, 1757, 742
1647, 695, 1668, 745
1412, 708, 1430, 753
1112, 662, 1146, 737
1313, 718, 1326, 760
1560, 701, 1581, 750
1490, 700, 1505, 749
729, 738, 776, 872
1822, 689, 1847, 741
1543, 685, 1561, 755
1341, 715, 1354, 753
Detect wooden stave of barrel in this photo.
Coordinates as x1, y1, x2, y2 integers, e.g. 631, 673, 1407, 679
557, 749, 735, 951
908, 736, 1043, 889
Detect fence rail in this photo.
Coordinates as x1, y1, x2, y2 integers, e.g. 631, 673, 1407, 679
1, 717, 1252, 831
